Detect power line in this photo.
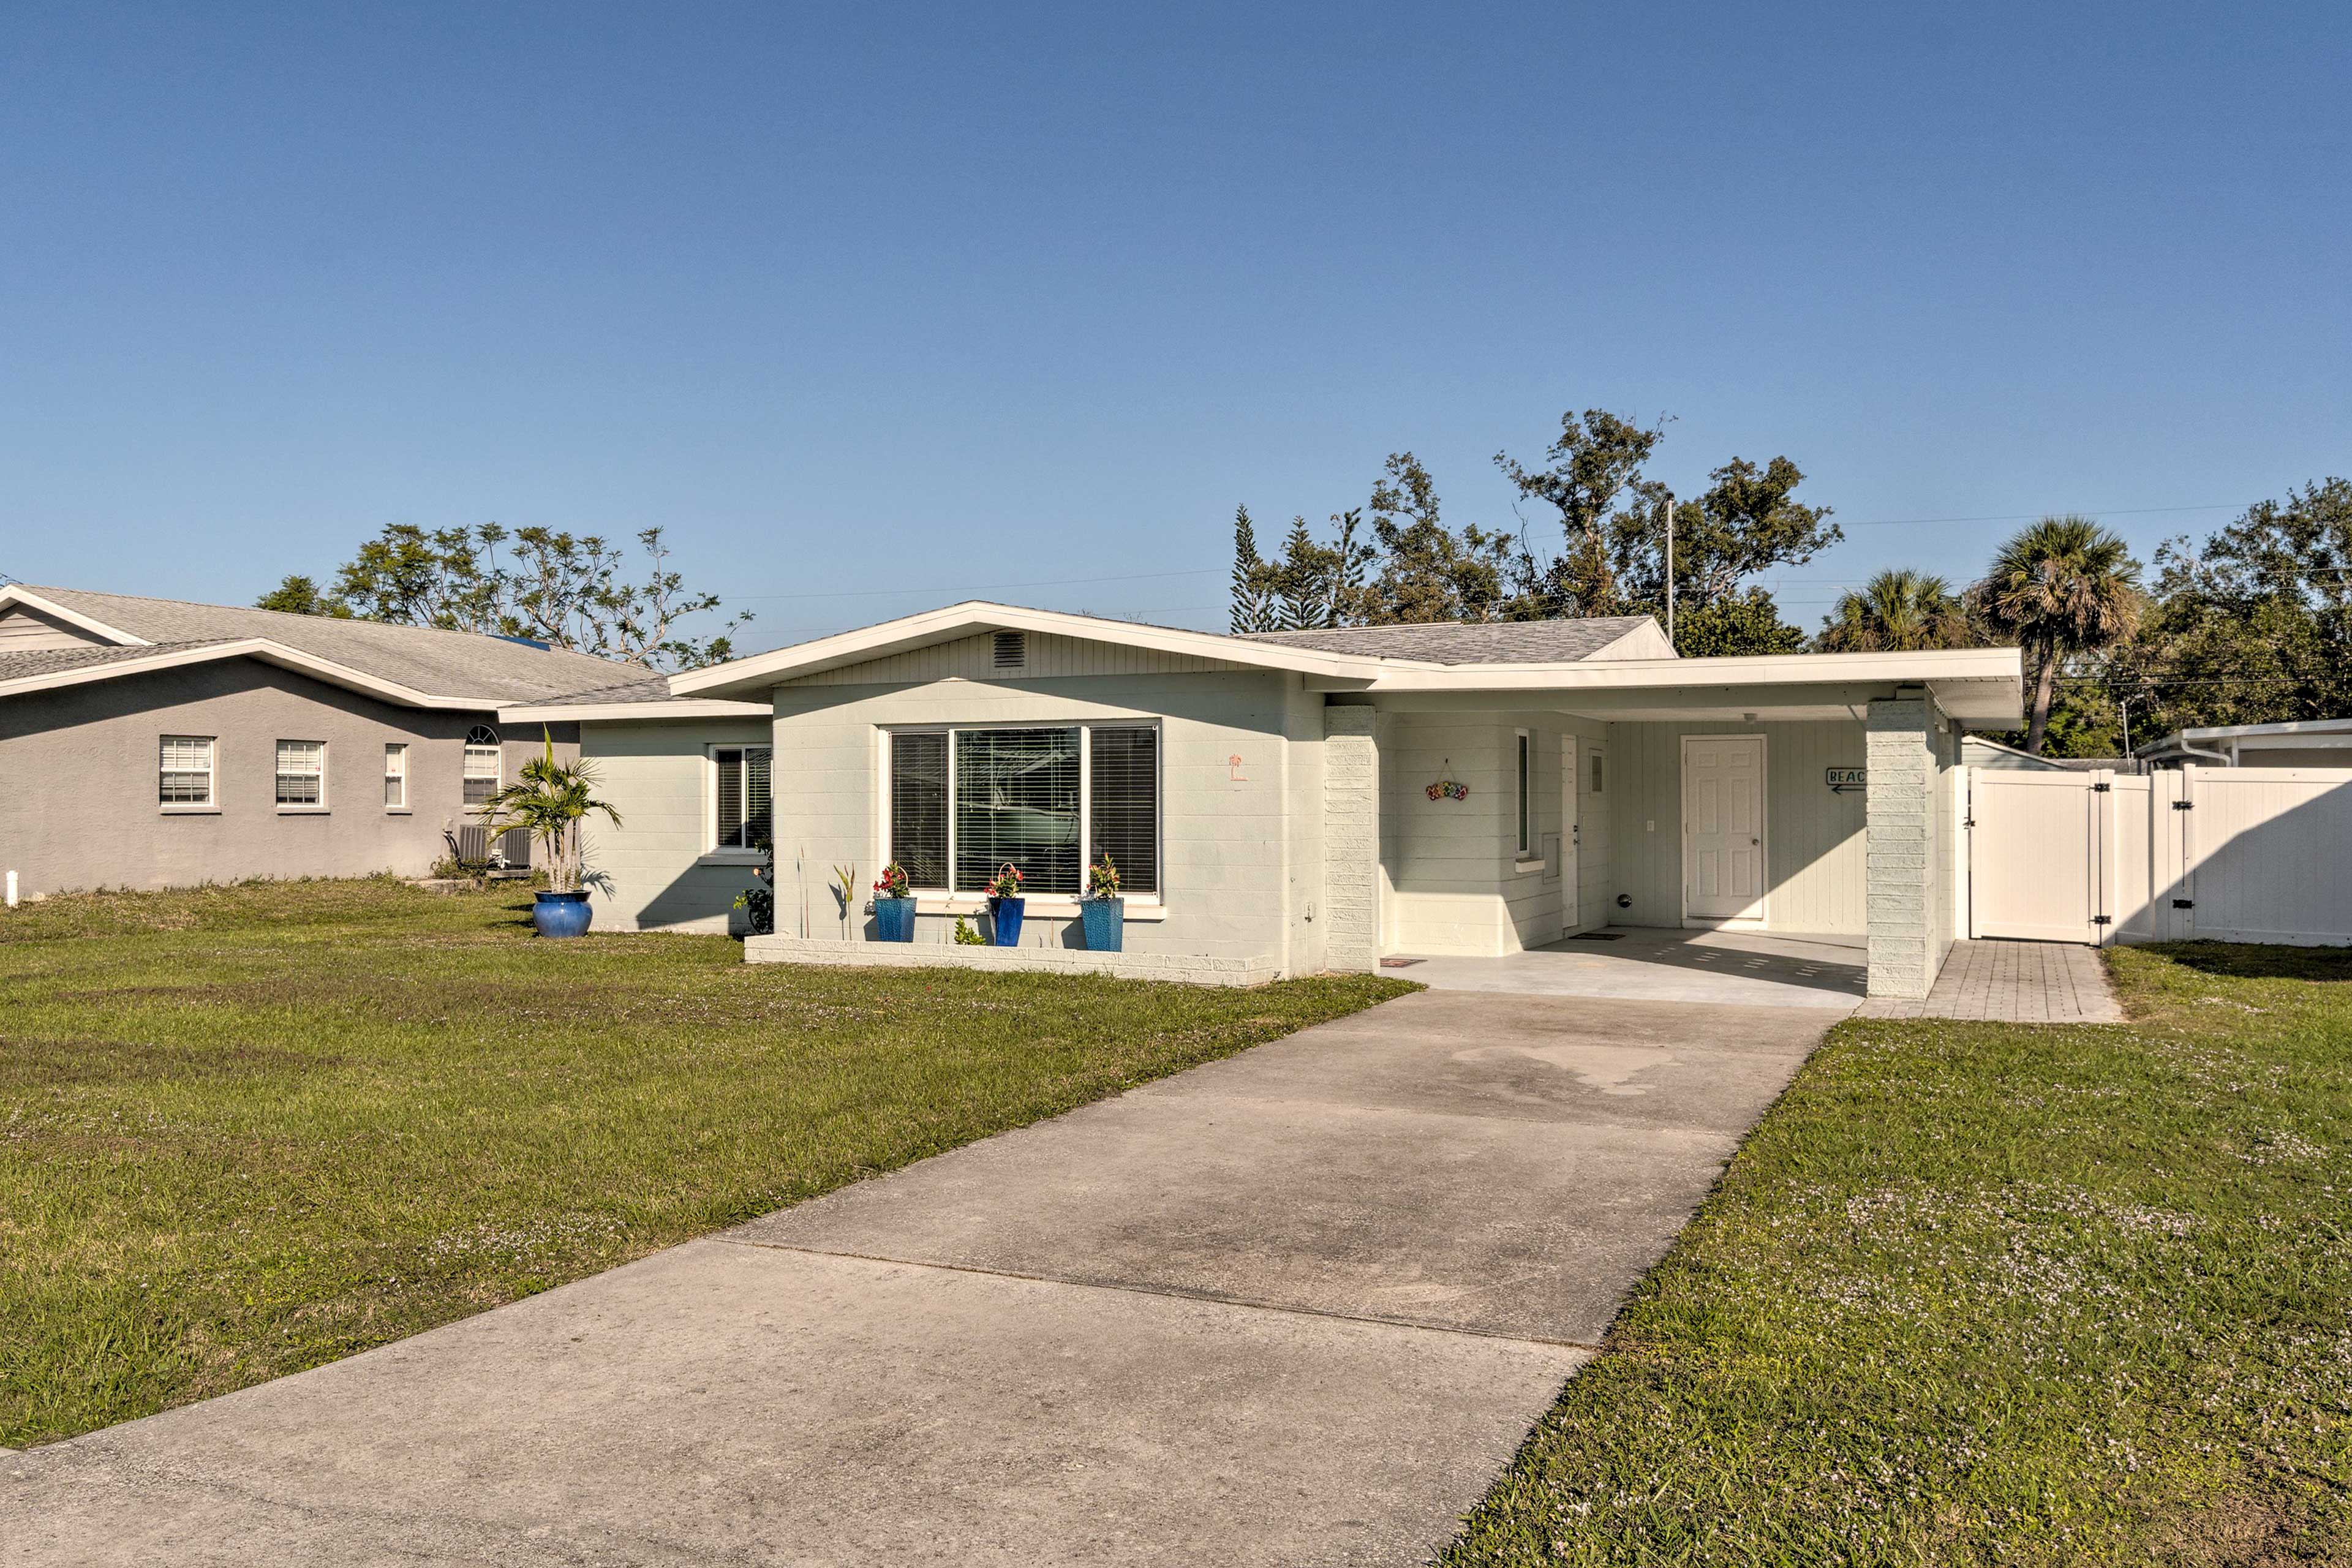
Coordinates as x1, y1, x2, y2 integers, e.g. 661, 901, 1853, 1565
1832, 502, 2250, 528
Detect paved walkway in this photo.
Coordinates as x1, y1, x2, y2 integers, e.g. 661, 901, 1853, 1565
3, 990, 1836, 1567
1855, 938, 2126, 1023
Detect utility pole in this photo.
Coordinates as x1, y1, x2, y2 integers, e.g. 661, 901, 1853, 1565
1662, 488, 1676, 647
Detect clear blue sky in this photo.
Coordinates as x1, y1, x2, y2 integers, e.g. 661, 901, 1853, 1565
3, 2, 2345, 649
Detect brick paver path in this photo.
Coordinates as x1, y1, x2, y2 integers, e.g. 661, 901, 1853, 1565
1855, 939, 2125, 1023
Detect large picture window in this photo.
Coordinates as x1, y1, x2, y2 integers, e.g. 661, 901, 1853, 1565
886, 724, 1158, 897
713, 744, 772, 851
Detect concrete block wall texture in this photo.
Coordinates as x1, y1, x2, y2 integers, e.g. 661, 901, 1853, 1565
0, 658, 576, 897
1321, 704, 1381, 971
578, 717, 773, 933
1864, 695, 1942, 1000
762, 677, 1308, 968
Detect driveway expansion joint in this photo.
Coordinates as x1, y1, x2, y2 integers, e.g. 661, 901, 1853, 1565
707, 1235, 1608, 1355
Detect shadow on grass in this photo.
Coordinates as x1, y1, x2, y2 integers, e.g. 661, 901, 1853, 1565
2139, 940, 2352, 983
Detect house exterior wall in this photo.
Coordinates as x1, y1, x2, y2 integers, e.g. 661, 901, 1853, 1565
1864, 693, 1950, 999
0, 659, 574, 897
578, 716, 774, 933
1604, 718, 1870, 935
780, 630, 1254, 685
765, 671, 1300, 963
1376, 710, 1611, 956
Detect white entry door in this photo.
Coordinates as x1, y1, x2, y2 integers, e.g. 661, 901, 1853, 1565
1558, 737, 1580, 931
1683, 735, 1767, 925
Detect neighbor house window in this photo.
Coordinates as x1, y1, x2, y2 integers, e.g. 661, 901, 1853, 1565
1515, 731, 1532, 856
384, 744, 409, 809
885, 724, 1158, 897
159, 736, 214, 807
713, 745, 772, 851
462, 725, 501, 807
275, 741, 325, 807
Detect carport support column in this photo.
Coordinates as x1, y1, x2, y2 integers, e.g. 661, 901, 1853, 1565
1866, 690, 1940, 1000
1322, 704, 1381, 973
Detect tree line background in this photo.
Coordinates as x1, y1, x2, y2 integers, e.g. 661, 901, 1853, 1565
1228, 407, 2352, 758
249, 405, 2350, 759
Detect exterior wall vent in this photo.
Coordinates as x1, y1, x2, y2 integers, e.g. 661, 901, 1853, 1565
992, 630, 1027, 669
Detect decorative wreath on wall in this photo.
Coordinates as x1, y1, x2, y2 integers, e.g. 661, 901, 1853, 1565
1426, 760, 1470, 802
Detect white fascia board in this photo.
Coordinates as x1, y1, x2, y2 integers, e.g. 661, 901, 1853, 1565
0, 585, 150, 646
498, 698, 774, 723
668, 600, 1388, 696
1341, 646, 2026, 694
2179, 716, 2352, 741
0, 639, 494, 710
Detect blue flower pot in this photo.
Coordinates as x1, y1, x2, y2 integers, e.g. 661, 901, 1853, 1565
875, 895, 916, 943
533, 889, 592, 938
987, 895, 1025, 947
1081, 896, 1124, 952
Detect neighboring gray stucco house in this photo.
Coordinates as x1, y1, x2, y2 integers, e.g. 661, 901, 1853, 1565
500, 601, 2024, 1000
0, 585, 641, 897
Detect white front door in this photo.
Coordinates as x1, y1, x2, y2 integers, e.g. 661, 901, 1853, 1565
1559, 737, 1580, 931
1683, 735, 1767, 924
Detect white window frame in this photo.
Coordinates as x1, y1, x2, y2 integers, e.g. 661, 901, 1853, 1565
274, 739, 328, 812
703, 742, 773, 863
462, 725, 502, 811
383, 743, 410, 812
159, 734, 217, 812
877, 722, 1164, 910
1513, 728, 1539, 868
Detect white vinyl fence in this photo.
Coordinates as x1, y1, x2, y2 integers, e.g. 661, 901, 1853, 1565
1967, 764, 2352, 946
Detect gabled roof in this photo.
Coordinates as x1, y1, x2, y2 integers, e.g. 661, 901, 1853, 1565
1241, 616, 1667, 663
0, 585, 646, 706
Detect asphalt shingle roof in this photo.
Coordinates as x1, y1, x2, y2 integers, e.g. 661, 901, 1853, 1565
11, 587, 647, 702
1239, 616, 1659, 664
0, 641, 230, 683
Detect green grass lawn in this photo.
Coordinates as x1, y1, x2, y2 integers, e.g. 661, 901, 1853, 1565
1443, 943, 2352, 1567
0, 877, 1409, 1449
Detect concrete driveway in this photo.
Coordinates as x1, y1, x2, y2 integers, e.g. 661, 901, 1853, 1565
4, 989, 1834, 1567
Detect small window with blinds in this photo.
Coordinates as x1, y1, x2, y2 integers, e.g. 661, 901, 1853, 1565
712, 745, 772, 851
159, 735, 215, 807
889, 731, 950, 889
383, 744, 409, 809
276, 740, 326, 808
1088, 726, 1158, 895
884, 723, 1158, 899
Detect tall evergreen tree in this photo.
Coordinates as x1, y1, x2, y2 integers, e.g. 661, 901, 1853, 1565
1227, 505, 1278, 632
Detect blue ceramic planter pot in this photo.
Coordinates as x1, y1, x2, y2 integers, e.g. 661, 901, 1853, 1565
874, 895, 916, 942
1081, 896, 1124, 952
533, 889, 593, 938
987, 896, 1025, 947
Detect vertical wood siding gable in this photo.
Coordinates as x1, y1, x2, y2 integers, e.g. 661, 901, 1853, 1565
777, 631, 1256, 685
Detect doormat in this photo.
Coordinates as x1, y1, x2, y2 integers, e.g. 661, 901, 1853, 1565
1569, 932, 1624, 942
1379, 957, 1425, 968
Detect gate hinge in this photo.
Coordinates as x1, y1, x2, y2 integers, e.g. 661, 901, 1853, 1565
2172, 799, 2194, 810
2091, 914, 2113, 925
2092, 782, 2111, 793
2171, 899, 2195, 910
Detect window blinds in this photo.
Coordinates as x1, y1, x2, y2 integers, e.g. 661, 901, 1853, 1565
954, 727, 1081, 894
1088, 726, 1158, 895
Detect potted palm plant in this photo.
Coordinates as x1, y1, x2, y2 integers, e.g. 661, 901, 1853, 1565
872, 861, 916, 942
481, 735, 622, 938
984, 862, 1025, 947
1082, 853, 1123, 952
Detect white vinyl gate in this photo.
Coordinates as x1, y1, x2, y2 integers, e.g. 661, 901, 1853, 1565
1968, 764, 2352, 946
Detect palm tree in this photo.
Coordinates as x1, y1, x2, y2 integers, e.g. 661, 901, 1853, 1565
1968, 517, 2144, 755
482, 734, 623, 893
1815, 568, 1977, 653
